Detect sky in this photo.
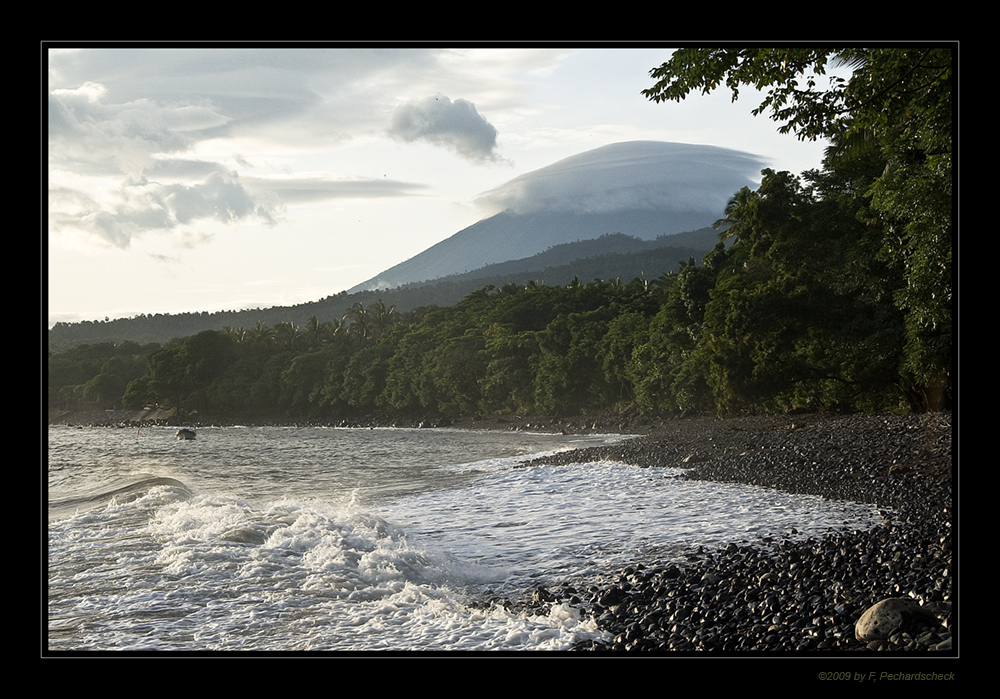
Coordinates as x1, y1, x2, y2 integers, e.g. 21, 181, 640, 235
45, 44, 840, 327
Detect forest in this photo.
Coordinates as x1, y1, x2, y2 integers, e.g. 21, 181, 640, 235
46, 48, 954, 422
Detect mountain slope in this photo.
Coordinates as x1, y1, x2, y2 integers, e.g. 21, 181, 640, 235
49, 141, 758, 349
401, 228, 720, 288
350, 140, 762, 292
47, 230, 720, 350
350, 209, 718, 292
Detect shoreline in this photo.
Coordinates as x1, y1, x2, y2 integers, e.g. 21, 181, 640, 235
509, 412, 955, 654
47, 409, 955, 655
45, 407, 660, 435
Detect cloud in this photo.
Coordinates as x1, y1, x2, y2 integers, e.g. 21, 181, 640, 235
474, 141, 765, 217
48, 82, 230, 179
47, 79, 285, 248
159, 169, 282, 226
243, 175, 426, 205
49, 166, 284, 249
46, 49, 465, 249
388, 94, 502, 163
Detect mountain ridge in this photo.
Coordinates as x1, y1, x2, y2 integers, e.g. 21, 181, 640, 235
49, 141, 758, 349
349, 141, 760, 292
349, 209, 723, 293
47, 228, 721, 350
392, 227, 720, 289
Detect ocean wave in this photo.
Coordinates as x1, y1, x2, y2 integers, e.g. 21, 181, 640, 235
49, 475, 194, 520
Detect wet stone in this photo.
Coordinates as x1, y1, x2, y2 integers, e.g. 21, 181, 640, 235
513, 413, 953, 654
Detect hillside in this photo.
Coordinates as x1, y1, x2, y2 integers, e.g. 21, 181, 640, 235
349, 141, 760, 292
48, 141, 755, 351
350, 209, 723, 292
401, 228, 720, 287
46, 229, 720, 351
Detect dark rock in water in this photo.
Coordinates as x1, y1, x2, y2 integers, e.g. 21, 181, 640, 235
532, 587, 554, 604
176, 428, 196, 440
220, 527, 270, 545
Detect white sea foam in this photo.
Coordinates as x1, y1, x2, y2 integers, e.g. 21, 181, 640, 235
46, 425, 881, 652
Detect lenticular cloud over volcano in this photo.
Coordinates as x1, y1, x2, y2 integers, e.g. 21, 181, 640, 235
347, 141, 769, 292
475, 141, 765, 217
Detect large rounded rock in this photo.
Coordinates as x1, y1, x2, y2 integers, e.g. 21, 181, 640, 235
854, 598, 941, 642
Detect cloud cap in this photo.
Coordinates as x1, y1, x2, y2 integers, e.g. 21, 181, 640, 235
475, 141, 765, 217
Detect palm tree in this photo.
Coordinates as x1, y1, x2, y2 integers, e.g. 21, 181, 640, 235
302, 315, 340, 348
650, 271, 675, 299
273, 321, 300, 350
251, 320, 275, 344
344, 300, 398, 344
713, 190, 750, 242
343, 302, 373, 343
369, 299, 398, 339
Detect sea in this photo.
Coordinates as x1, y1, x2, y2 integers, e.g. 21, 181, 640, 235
46, 424, 883, 653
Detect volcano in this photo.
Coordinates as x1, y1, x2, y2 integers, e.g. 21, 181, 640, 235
350, 141, 764, 293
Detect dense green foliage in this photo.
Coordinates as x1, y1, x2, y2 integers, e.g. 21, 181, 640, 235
645, 46, 953, 407
48, 340, 161, 409
46, 162, 948, 420
47, 47, 953, 421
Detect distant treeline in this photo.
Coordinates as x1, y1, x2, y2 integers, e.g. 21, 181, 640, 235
46, 231, 717, 352
47, 163, 953, 421
47, 49, 954, 422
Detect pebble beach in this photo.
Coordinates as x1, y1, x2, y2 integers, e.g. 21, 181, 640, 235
496, 412, 955, 655
48, 408, 957, 659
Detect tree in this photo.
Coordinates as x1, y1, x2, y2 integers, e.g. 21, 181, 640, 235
368, 299, 399, 341
629, 249, 730, 413
643, 48, 951, 145
596, 311, 650, 408
137, 330, 237, 414
696, 168, 910, 412
533, 308, 616, 415
343, 302, 377, 344
252, 320, 275, 343
273, 321, 300, 350
644, 47, 953, 406
431, 329, 487, 416
480, 322, 539, 414
81, 372, 127, 406
300, 315, 343, 349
